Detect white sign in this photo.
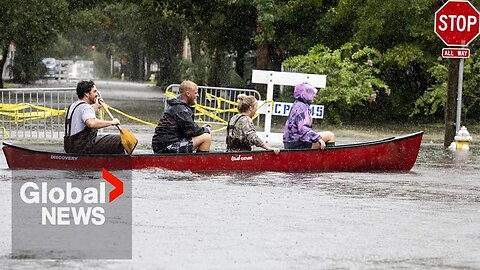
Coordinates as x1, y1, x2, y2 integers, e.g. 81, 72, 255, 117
273, 102, 324, 119
252, 70, 327, 144
442, 48, 470, 58
252, 69, 326, 87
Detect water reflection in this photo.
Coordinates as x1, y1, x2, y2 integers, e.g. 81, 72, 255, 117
134, 144, 480, 204
417, 144, 478, 168
1, 143, 479, 268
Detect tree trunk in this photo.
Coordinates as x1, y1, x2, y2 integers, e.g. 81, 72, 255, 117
444, 59, 458, 148
235, 49, 247, 79
256, 43, 269, 70
0, 45, 8, 89
130, 52, 143, 81
189, 33, 201, 64
210, 49, 222, 86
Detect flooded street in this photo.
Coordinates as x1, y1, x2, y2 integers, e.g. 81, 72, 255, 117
0, 143, 479, 269
0, 82, 479, 269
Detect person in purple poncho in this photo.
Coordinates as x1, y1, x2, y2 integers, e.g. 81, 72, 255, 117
283, 82, 335, 150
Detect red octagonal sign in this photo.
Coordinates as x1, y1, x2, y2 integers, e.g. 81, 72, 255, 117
435, 0, 480, 46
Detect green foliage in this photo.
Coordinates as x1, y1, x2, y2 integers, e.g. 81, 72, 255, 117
414, 55, 480, 121
334, 0, 437, 52
376, 43, 435, 120
463, 54, 480, 120
275, 0, 338, 55
252, 0, 280, 43
283, 43, 387, 120
412, 63, 447, 116
383, 44, 426, 68
44, 34, 75, 59
3, 0, 480, 125
178, 55, 213, 85
0, 0, 69, 83
222, 68, 246, 88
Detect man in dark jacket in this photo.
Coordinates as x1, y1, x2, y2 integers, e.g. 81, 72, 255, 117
152, 80, 212, 153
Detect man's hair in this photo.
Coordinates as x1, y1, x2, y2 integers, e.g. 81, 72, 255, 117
179, 80, 197, 94
76, 80, 95, 99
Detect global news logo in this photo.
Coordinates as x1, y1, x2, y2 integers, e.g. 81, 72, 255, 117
18, 168, 123, 226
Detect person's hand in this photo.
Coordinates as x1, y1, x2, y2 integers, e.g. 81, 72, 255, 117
264, 144, 280, 155
111, 118, 120, 126
319, 138, 326, 150
92, 98, 102, 111
203, 123, 212, 133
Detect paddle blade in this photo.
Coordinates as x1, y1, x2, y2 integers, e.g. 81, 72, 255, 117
119, 128, 138, 155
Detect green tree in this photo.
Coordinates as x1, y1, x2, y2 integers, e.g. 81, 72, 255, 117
283, 43, 387, 123
324, 0, 440, 120
158, 0, 257, 85
0, 0, 68, 86
413, 54, 480, 122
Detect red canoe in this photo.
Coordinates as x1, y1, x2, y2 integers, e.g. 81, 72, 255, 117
2, 131, 423, 172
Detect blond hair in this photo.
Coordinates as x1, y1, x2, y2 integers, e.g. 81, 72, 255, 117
180, 80, 197, 94
237, 94, 257, 113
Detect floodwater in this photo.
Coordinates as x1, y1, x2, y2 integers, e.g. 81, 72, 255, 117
1, 81, 479, 269
0, 142, 479, 269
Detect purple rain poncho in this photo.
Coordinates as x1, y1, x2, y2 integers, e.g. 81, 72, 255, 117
282, 83, 322, 143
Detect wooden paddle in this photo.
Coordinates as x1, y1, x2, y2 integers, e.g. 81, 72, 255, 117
99, 100, 138, 155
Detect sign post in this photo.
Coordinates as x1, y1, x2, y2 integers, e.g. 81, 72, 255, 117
434, 0, 480, 133
456, 58, 465, 133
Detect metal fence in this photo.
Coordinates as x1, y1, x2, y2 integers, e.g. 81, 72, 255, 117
0, 84, 262, 140
0, 88, 76, 139
165, 84, 262, 126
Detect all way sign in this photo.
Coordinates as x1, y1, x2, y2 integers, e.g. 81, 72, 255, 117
442, 48, 470, 58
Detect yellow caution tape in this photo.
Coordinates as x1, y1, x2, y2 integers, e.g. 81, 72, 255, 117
0, 103, 66, 123
0, 92, 274, 135
165, 91, 176, 99
103, 104, 157, 127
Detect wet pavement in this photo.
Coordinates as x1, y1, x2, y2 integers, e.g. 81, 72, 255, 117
0, 143, 479, 269
0, 81, 479, 269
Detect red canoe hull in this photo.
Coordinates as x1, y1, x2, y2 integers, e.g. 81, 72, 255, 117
2, 132, 423, 172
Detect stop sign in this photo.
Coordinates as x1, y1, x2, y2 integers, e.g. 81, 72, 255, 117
435, 0, 480, 46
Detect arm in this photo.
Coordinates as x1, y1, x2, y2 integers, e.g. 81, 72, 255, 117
243, 118, 279, 154
296, 111, 321, 143
176, 108, 209, 137
85, 118, 119, 129
243, 118, 264, 147
295, 111, 326, 149
260, 143, 280, 154
81, 104, 119, 129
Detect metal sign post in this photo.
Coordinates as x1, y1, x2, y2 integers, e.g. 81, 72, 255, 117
456, 58, 464, 132
435, 0, 480, 139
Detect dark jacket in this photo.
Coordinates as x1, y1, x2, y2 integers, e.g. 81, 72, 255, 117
152, 97, 209, 151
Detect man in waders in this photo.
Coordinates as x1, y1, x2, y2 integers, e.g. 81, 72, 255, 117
64, 80, 125, 154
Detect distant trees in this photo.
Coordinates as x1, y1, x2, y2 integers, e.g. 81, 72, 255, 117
0, 0, 68, 87
2, 0, 480, 122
